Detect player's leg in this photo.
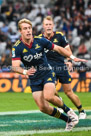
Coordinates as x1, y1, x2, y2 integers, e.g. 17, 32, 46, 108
32, 91, 71, 122
43, 83, 70, 112
62, 83, 86, 119
43, 72, 73, 114
54, 80, 60, 97
30, 79, 74, 117
32, 90, 78, 131
54, 79, 64, 113
43, 82, 79, 122
58, 69, 86, 119
62, 83, 81, 107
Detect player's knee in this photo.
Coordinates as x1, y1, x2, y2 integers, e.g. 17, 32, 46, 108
39, 104, 47, 113
44, 95, 54, 103
64, 89, 73, 96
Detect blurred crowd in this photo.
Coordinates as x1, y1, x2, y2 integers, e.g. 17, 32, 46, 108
0, 0, 91, 72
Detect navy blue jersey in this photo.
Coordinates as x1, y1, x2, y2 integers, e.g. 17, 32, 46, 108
39, 32, 68, 65
12, 36, 54, 80
39, 32, 72, 83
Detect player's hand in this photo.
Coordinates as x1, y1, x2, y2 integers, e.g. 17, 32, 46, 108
73, 58, 88, 62
27, 66, 36, 75
65, 62, 73, 72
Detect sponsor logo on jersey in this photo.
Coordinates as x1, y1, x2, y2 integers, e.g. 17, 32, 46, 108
64, 36, 68, 43
44, 48, 49, 53
34, 52, 42, 59
23, 53, 42, 62
23, 48, 28, 53
23, 55, 33, 62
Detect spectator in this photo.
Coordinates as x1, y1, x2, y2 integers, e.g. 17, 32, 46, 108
1, 23, 9, 34
77, 43, 88, 56
77, 62, 87, 92
85, 4, 91, 16
0, 0, 91, 72
77, 24, 84, 37
76, 0, 85, 10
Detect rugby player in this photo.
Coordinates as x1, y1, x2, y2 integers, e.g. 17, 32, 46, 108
12, 18, 86, 130
39, 16, 86, 119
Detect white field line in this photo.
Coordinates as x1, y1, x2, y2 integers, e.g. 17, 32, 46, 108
0, 114, 91, 125
0, 127, 91, 136
0, 120, 51, 124
0, 110, 91, 135
0, 110, 40, 115
0, 109, 91, 115
0, 115, 91, 126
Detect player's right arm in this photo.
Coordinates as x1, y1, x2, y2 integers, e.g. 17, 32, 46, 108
12, 46, 36, 76
53, 45, 87, 62
41, 37, 87, 62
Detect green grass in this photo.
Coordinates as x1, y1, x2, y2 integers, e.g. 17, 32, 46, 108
15, 131, 91, 136
0, 92, 91, 112
32, 131, 91, 136
0, 92, 91, 136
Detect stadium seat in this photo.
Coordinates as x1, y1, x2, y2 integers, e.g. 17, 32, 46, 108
0, 21, 4, 28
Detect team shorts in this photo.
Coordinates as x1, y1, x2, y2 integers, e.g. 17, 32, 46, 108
56, 70, 72, 84
47, 62, 72, 84
30, 71, 56, 92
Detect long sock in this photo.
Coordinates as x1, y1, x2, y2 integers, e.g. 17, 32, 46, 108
50, 108, 71, 123
60, 103, 70, 113
77, 105, 84, 113
56, 95, 70, 113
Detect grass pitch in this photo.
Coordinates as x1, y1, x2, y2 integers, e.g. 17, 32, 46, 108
0, 92, 91, 112
0, 92, 91, 136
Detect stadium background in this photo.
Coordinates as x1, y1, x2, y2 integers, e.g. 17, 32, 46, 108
0, 0, 91, 93
0, 0, 91, 136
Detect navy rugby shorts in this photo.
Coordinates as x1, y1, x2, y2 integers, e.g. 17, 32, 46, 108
30, 71, 56, 92
56, 69, 72, 84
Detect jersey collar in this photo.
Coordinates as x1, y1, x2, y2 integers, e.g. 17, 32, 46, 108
43, 32, 55, 40
20, 37, 33, 49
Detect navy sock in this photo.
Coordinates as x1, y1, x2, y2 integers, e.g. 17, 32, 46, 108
50, 108, 71, 122
77, 105, 84, 113
61, 104, 70, 113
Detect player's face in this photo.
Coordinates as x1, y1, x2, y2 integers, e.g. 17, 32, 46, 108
43, 19, 54, 34
20, 23, 32, 40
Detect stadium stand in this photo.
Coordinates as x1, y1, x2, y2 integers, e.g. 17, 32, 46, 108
0, 0, 91, 72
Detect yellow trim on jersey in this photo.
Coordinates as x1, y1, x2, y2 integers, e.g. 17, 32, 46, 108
14, 40, 21, 47
34, 36, 42, 39
38, 34, 43, 37
56, 32, 64, 36
68, 71, 71, 75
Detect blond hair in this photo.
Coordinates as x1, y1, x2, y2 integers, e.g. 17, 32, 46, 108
43, 16, 54, 24
18, 18, 32, 30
